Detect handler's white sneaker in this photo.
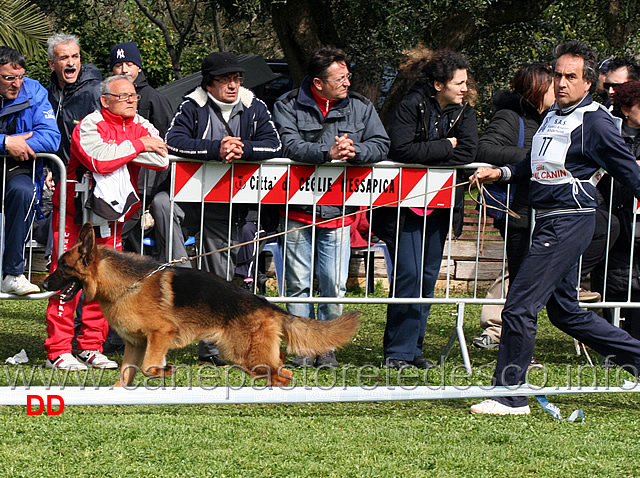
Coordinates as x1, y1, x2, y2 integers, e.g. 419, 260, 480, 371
470, 399, 531, 415
46, 353, 88, 371
2, 274, 40, 295
77, 350, 118, 369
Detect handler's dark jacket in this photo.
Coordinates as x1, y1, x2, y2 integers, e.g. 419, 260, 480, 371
374, 83, 478, 245
477, 89, 545, 229
500, 94, 640, 212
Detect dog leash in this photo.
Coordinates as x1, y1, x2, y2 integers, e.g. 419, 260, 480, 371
467, 177, 521, 255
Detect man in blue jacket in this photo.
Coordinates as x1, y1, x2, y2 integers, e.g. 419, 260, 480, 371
158, 51, 281, 365
0, 46, 60, 295
272, 46, 389, 368
470, 41, 640, 415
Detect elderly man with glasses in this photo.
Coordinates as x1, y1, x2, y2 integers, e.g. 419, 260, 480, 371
272, 46, 390, 368
0, 46, 60, 295
44, 75, 168, 371
158, 51, 282, 366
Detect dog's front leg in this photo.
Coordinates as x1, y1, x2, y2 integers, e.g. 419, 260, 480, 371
114, 340, 145, 387
141, 329, 177, 378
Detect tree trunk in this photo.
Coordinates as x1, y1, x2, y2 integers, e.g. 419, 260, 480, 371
606, 0, 640, 49
270, 0, 343, 86
210, 0, 225, 51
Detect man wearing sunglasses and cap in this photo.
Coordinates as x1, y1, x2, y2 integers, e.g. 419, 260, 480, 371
158, 51, 281, 366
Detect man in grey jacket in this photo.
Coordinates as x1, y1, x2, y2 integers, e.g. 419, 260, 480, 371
273, 46, 389, 368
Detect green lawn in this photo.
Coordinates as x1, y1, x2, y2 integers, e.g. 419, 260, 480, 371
1, 293, 639, 477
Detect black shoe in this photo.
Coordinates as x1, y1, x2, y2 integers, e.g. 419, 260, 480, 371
291, 355, 315, 368
409, 356, 435, 369
527, 357, 543, 370
198, 354, 226, 366
385, 358, 415, 370
315, 351, 338, 368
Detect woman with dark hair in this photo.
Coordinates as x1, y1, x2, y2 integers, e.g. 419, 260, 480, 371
593, 80, 640, 339
472, 64, 555, 349
376, 48, 478, 369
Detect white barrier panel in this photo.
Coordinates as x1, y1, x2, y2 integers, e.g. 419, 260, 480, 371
172, 162, 455, 208
1, 384, 639, 406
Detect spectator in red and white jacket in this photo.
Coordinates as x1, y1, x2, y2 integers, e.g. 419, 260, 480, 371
44, 75, 168, 371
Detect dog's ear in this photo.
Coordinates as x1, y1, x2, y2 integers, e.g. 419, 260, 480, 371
78, 223, 97, 266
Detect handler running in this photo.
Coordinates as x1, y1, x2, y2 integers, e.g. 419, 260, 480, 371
470, 40, 640, 415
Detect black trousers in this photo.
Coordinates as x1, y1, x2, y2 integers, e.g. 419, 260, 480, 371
493, 213, 640, 407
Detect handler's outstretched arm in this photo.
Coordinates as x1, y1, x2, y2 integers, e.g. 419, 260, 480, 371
469, 167, 501, 184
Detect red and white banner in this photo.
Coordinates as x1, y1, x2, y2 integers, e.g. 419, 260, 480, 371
172, 162, 456, 208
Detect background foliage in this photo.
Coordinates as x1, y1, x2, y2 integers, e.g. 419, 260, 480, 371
11, 0, 640, 124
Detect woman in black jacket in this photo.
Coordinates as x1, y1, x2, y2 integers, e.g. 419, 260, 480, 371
472, 64, 554, 349
381, 49, 478, 369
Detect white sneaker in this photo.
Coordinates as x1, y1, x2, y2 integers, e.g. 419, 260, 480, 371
77, 350, 118, 369
46, 353, 88, 371
1, 274, 40, 295
470, 399, 531, 415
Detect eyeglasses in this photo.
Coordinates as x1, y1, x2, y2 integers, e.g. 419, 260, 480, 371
104, 93, 141, 102
323, 72, 352, 86
604, 82, 624, 90
213, 75, 245, 85
0, 74, 26, 82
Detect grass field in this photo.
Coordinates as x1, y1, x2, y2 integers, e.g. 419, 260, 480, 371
1, 290, 640, 477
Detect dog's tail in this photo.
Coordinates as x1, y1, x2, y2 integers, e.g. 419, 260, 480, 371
281, 311, 361, 356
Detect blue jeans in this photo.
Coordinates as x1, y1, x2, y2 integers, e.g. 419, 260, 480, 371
3, 174, 36, 276
384, 211, 449, 361
281, 218, 350, 321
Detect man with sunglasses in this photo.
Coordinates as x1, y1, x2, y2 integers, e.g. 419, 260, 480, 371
44, 75, 168, 370
0, 46, 60, 295
160, 51, 282, 366
272, 46, 389, 368
604, 56, 640, 105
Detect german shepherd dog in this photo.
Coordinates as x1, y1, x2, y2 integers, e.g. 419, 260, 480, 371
43, 223, 360, 387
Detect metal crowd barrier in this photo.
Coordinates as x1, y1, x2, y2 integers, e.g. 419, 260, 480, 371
153, 157, 640, 373
0, 153, 66, 300
4, 154, 638, 373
